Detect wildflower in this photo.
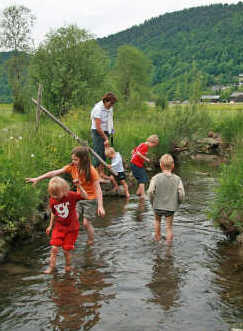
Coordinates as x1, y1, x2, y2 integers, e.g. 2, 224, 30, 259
10, 136, 14, 140
18, 136, 23, 140
31, 154, 35, 158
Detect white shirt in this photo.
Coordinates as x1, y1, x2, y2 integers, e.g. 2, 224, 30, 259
91, 100, 113, 134
111, 152, 124, 173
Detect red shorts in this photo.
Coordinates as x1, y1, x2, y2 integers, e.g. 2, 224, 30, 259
50, 224, 79, 251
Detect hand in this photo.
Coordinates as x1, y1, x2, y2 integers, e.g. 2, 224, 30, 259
25, 177, 38, 185
97, 206, 105, 217
46, 226, 52, 236
104, 139, 109, 148
146, 158, 150, 163
107, 164, 112, 169
73, 178, 80, 186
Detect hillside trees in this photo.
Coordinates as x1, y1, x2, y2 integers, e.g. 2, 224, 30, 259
0, 5, 35, 111
30, 25, 109, 116
112, 45, 153, 104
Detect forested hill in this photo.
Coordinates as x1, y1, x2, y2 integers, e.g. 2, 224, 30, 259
98, 3, 243, 88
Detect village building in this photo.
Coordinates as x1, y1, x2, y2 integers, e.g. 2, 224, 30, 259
230, 92, 243, 103
200, 95, 220, 103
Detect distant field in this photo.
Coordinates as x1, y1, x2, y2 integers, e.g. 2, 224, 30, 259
0, 104, 29, 130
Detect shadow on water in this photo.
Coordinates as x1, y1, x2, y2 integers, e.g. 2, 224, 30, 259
0, 160, 243, 330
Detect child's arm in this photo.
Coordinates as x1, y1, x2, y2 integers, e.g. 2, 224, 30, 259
178, 180, 185, 203
136, 151, 150, 163
147, 176, 156, 204
94, 179, 105, 217
73, 179, 88, 199
46, 212, 55, 235
26, 167, 66, 185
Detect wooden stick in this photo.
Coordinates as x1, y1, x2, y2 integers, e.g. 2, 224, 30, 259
35, 84, 43, 131
32, 97, 118, 176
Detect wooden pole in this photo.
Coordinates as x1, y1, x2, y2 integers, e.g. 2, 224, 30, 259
35, 84, 43, 131
32, 97, 118, 176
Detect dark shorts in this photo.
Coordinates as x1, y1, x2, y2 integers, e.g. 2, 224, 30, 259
114, 171, 126, 184
154, 209, 174, 217
92, 129, 109, 167
130, 163, 148, 184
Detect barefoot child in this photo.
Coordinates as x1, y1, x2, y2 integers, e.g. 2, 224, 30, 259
147, 154, 185, 244
130, 134, 159, 198
45, 176, 87, 273
105, 147, 130, 199
26, 146, 105, 245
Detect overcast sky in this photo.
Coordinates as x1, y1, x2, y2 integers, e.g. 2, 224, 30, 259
0, 0, 240, 47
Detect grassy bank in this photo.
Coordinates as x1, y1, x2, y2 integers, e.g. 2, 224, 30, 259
0, 102, 242, 238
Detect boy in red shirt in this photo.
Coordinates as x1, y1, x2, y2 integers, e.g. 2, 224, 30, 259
45, 176, 87, 274
130, 134, 159, 198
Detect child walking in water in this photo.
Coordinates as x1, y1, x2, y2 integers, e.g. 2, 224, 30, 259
147, 154, 185, 244
45, 176, 87, 273
105, 147, 130, 199
130, 134, 159, 198
26, 146, 105, 245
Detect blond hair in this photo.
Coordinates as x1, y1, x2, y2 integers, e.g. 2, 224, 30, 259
160, 154, 174, 170
147, 134, 159, 144
105, 147, 115, 157
48, 176, 70, 196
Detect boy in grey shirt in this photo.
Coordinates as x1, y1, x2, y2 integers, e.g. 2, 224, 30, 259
148, 154, 185, 244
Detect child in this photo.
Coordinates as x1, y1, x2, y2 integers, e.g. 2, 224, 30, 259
45, 176, 88, 273
147, 154, 185, 244
130, 134, 159, 198
26, 146, 105, 245
105, 147, 130, 199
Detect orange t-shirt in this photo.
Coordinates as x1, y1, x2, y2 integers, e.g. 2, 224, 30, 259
64, 164, 99, 200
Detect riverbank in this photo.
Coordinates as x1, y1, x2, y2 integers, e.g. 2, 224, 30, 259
0, 103, 242, 262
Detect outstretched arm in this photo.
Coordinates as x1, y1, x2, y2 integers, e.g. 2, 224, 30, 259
25, 167, 66, 185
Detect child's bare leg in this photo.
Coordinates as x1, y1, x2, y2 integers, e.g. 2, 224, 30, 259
64, 250, 72, 272
165, 215, 174, 243
121, 180, 130, 198
110, 175, 119, 191
136, 183, 145, 197
83, 217, 94, 245
44, 246, 58, 274
98, 164, 110, 180
154, 214, 161, 241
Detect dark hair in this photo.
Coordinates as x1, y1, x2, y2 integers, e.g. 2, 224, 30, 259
102, 92, 118, 104
71, 146, 91, 181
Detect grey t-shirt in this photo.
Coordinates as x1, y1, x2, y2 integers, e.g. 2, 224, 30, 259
147, 172, 185, 211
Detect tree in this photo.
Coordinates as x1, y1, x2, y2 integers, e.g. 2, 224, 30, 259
112, 45, 153, 103
29, 25, 109, 116
0, 5, 35, 111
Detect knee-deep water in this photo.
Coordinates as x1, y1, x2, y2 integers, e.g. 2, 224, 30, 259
0, 161, 243, 331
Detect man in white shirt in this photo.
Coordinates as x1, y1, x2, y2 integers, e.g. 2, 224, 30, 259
91, 92, 118, 180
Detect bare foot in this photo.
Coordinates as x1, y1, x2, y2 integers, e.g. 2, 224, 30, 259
87, 240, 94, 246
43, 266, 55, 274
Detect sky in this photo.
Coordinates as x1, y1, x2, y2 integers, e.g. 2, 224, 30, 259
0, 0, 240, 48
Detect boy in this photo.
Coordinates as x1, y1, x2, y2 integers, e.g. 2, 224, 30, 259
130, 134, 159, 198
105, 147, 130, 199
147, 154, 185, 244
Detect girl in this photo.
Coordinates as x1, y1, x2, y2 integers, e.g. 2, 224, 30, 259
26, 146, 105, 245
45, 176, 87, 273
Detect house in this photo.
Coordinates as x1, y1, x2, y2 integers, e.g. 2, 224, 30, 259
230, 92, 243, 102
239, 74, 243, 86
200, 95, 220, 103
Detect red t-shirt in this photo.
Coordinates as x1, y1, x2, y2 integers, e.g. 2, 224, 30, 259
49, 191, 82, 231
130, 143, 148, 168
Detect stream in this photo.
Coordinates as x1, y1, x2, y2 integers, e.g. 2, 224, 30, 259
0, 161, 243, 331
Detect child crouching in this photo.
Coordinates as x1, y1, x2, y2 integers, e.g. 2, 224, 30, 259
147, 154, 185, 244
105, 147, 130, 199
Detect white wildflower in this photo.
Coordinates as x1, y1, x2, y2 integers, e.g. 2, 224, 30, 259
31, 154, 35, 158
10, 136, 14, 140
18, 136, 22, 140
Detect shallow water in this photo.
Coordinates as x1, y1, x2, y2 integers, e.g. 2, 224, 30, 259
0, 162, 243, 331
